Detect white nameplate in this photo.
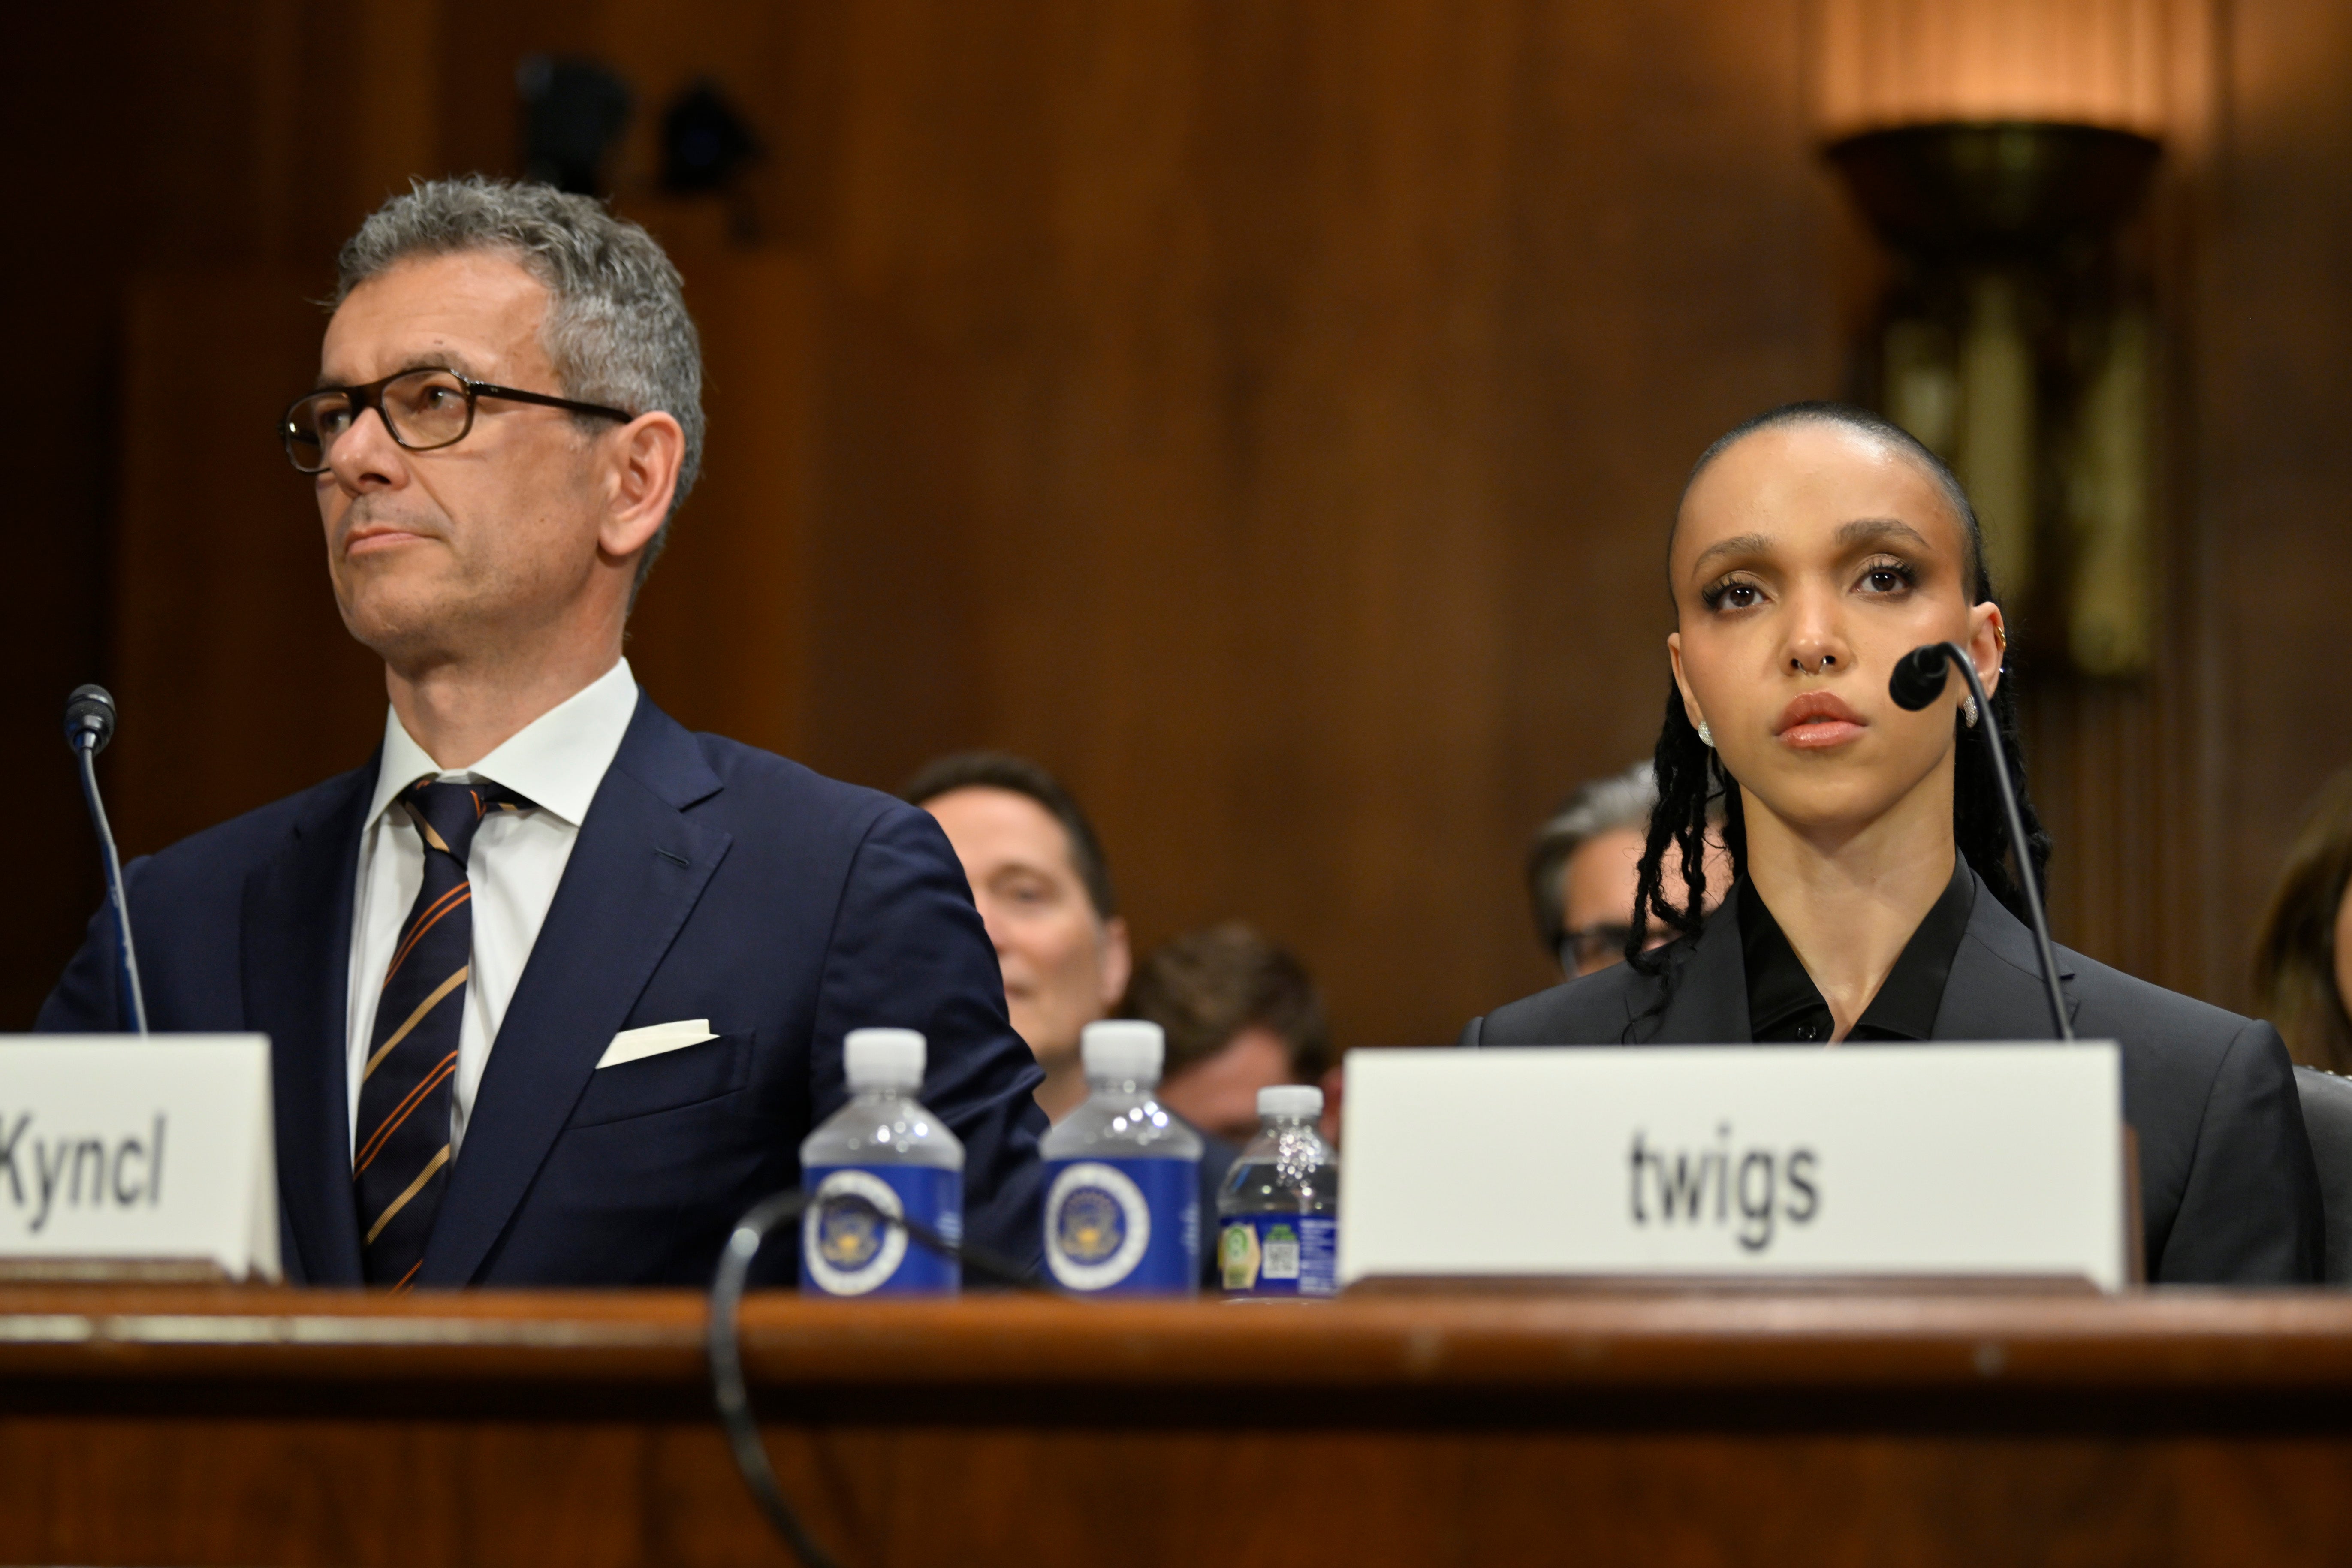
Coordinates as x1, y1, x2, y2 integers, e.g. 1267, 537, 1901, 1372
1341, 1043, 2127, 1293
0, 1036, 280, 1281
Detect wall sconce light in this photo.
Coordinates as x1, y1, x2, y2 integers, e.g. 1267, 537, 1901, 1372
518, 56, 635, 199
1815, 1, 2171, 678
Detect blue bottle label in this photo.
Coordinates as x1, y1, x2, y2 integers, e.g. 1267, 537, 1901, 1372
1219, 1213, 1338, 1297
1043, 1156, 1198, 1294
800, 1164, 962, 1297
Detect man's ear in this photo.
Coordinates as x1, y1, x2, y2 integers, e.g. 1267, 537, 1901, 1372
1099, 915, 1133, 1010
599, 411, 685, 561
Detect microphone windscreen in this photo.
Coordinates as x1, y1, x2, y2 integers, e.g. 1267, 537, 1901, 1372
1887, 645, 1950, 712
64, 684, 117, 753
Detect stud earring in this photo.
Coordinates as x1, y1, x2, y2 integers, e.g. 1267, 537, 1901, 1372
1962, 694, 1980, 729
1696, 719, 1714, 748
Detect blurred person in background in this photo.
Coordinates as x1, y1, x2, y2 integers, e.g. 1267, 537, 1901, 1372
1529, 762, 1731, 978
906, 752, 1130, 1122
1121, 921, 1336, 1146
2254, 766, 2352, 1074
1122, 920, 1333, 1286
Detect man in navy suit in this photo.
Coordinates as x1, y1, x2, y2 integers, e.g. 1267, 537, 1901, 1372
40, 177, 1049, 1289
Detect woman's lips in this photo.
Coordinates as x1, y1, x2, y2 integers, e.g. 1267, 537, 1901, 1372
1775, 690, 1867, 750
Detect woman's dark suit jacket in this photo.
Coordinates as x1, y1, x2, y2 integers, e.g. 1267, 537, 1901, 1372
1459, 869, 2324, 1285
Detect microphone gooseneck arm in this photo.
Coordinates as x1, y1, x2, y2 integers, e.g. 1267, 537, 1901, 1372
1891, 642, 2072, 1042
64, 685, 148, 1036
72, 727, 148, 1037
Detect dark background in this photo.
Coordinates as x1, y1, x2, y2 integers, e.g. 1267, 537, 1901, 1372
5, 0, 2349, 1051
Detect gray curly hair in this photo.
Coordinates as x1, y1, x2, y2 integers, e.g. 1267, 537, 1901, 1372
333, 176, 704, 591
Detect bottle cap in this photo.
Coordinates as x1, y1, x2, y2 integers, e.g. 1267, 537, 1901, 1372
843, 1028, 925, 1091
1081, 1019, 1164, 1083
1258, 1085, 1323, 1120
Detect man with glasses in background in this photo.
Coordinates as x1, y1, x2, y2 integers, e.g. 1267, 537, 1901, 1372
40, 177, 1049, 1291
1526, 762, 1731, 978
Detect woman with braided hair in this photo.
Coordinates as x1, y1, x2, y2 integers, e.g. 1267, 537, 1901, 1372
1459, 403, 2321, 1283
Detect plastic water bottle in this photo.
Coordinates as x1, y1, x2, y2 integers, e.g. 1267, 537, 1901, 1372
799, 1028, 963, 1297
1216, 1085, 1339, 1299
1039, 1020, 1202, 1294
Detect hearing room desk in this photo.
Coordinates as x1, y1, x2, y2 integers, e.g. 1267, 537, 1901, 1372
4, 1285, 2352, 1566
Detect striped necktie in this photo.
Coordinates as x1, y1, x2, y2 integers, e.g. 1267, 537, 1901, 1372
354, 778, 529, 1289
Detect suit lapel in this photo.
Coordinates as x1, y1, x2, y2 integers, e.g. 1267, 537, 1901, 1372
1651, 884, 1752, 1044
419, 698, 732, 1285
241, 759, 377, 1286
1932, 869, 2081, 1041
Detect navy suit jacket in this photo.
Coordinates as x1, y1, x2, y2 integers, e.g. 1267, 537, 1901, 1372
39, 694, 1050, 1288
1459, 871, 2325, 1285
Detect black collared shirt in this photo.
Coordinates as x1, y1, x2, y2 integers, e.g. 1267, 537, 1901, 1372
1739, 858, 1976, 1043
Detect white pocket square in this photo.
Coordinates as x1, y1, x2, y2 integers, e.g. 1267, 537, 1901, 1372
597, 1019, 718, 1069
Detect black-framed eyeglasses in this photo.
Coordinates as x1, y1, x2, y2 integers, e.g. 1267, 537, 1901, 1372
280, 367, 634, 474
1559, 923, 1634, 976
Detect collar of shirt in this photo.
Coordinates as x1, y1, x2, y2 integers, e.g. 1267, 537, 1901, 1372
1737, 856, 1976, 1043
364, 658, 641, 829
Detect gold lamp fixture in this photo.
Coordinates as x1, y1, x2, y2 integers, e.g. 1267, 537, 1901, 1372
1815, 0, 2174, 678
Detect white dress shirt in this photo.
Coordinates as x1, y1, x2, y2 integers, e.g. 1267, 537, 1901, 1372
346, 659, 640, 1158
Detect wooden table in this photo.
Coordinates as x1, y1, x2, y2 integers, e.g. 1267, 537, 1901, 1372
6, 1285, 2352, 1565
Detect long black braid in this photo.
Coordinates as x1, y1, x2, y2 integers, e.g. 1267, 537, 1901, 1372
1628, 677, 1740, 966
1627, 401, 2053, 974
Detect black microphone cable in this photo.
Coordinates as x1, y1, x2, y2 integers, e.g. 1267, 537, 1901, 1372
1888, 642, 2072, 1041
707, 1189, 1044, 1568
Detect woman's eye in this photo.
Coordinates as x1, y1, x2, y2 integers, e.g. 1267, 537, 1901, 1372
1715, 582, 1762, 610
1858, 564, 1914, 595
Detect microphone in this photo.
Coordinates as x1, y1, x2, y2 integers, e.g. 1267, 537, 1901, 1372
62, 684, 148, 1035
65, 684, 115, 753
1888, 644, 2071, 1040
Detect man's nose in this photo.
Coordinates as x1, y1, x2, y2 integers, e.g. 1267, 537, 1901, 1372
325, 407, 406, 492
971, 893, 1013, 955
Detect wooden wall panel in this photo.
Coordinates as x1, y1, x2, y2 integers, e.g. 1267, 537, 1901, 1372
9, 0, 2352, 1045
2007, 0, 2226, 1005
800, 0, 1843, 1043
623, 251, 820, 755
2190, 0, 2352, 1008
109, 277, 384, 856
0, 13, 134, 1024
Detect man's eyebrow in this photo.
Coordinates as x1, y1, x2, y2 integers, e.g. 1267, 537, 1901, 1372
311, 354, 480, 392
1689, 532, 1773, 575
984, 859, 1067, 888
1836, 517, 1932, 551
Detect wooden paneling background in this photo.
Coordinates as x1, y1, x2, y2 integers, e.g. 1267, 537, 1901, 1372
2194, 0, 2352, 1002
4, 0, 2350, 1047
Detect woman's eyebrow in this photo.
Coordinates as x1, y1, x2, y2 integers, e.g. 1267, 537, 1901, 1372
1836, 518, 1932, 551
1689, 532, 1772, 574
